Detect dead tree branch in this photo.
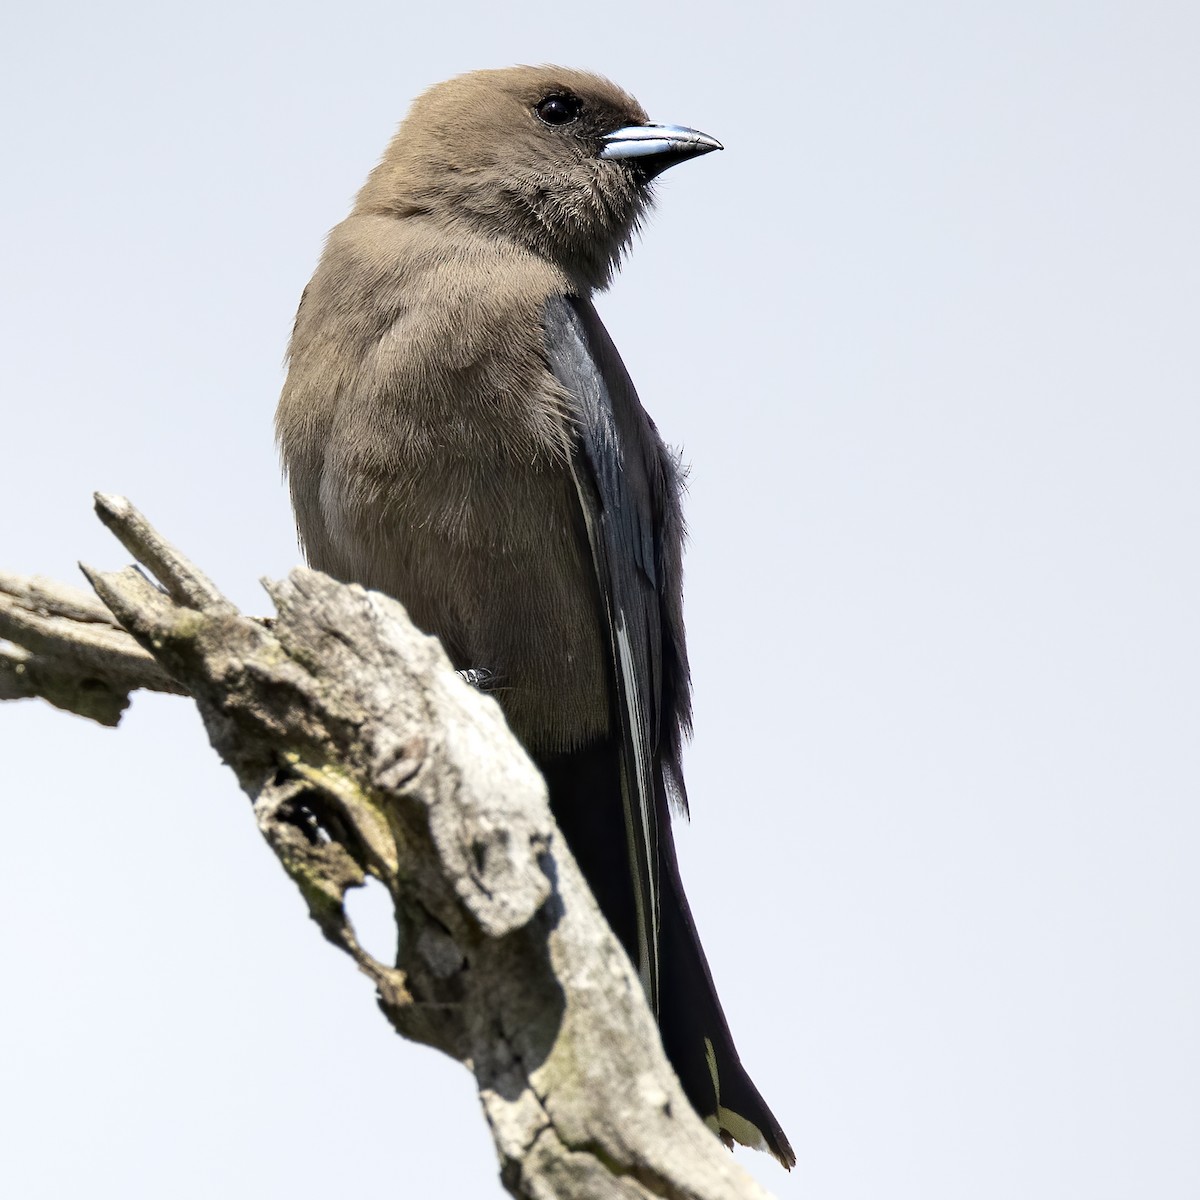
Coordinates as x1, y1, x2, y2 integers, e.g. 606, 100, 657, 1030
0, 567, 185, 724
2, 494, 774, 1200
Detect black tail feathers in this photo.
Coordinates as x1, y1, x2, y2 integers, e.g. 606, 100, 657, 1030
541, 741, 793, 1168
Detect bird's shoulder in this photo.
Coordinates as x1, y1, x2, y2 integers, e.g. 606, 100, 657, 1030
280, 213, 588, 475
294, 213, 571, 354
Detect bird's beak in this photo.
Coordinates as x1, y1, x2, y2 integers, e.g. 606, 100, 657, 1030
599, 124, 723, 177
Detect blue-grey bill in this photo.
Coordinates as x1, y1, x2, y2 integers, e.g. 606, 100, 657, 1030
599, 123, 724, 161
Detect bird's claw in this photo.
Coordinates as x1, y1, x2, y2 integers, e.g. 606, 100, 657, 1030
458, 667, 496, 690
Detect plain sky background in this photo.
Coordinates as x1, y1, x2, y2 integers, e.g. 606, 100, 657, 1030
3, 2, 1198, 1197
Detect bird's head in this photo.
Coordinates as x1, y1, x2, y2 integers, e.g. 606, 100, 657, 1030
354, 65, 722, 290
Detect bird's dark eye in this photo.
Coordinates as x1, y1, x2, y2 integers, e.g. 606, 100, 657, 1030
536, 94, 582, 126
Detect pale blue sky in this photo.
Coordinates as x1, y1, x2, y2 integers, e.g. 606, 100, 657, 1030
3, 3, 1199, 1197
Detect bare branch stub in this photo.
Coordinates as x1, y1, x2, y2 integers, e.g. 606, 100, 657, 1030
0, 568, 186, 723
93, 492, 237, 617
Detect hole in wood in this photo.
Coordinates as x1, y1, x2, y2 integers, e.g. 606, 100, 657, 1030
345, 875, 398, 965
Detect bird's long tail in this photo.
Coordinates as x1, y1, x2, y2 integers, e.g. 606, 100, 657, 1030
656, 794, 795, 1168
541, 743, 794, 1169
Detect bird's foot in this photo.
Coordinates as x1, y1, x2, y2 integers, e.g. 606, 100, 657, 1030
457, 667, 497, 690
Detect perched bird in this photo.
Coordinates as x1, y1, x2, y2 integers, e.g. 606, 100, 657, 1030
276, 65, 793, 1168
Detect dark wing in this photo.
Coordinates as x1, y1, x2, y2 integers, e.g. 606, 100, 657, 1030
542, 296, 793, 1167
541, 294, 692, 1011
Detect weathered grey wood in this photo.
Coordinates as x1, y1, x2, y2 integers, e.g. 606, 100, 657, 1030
0, 568, 185, 723
1, 497, 775, 1200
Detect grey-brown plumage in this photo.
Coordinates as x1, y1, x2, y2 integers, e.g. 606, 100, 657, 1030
276, 65, 793, 1169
